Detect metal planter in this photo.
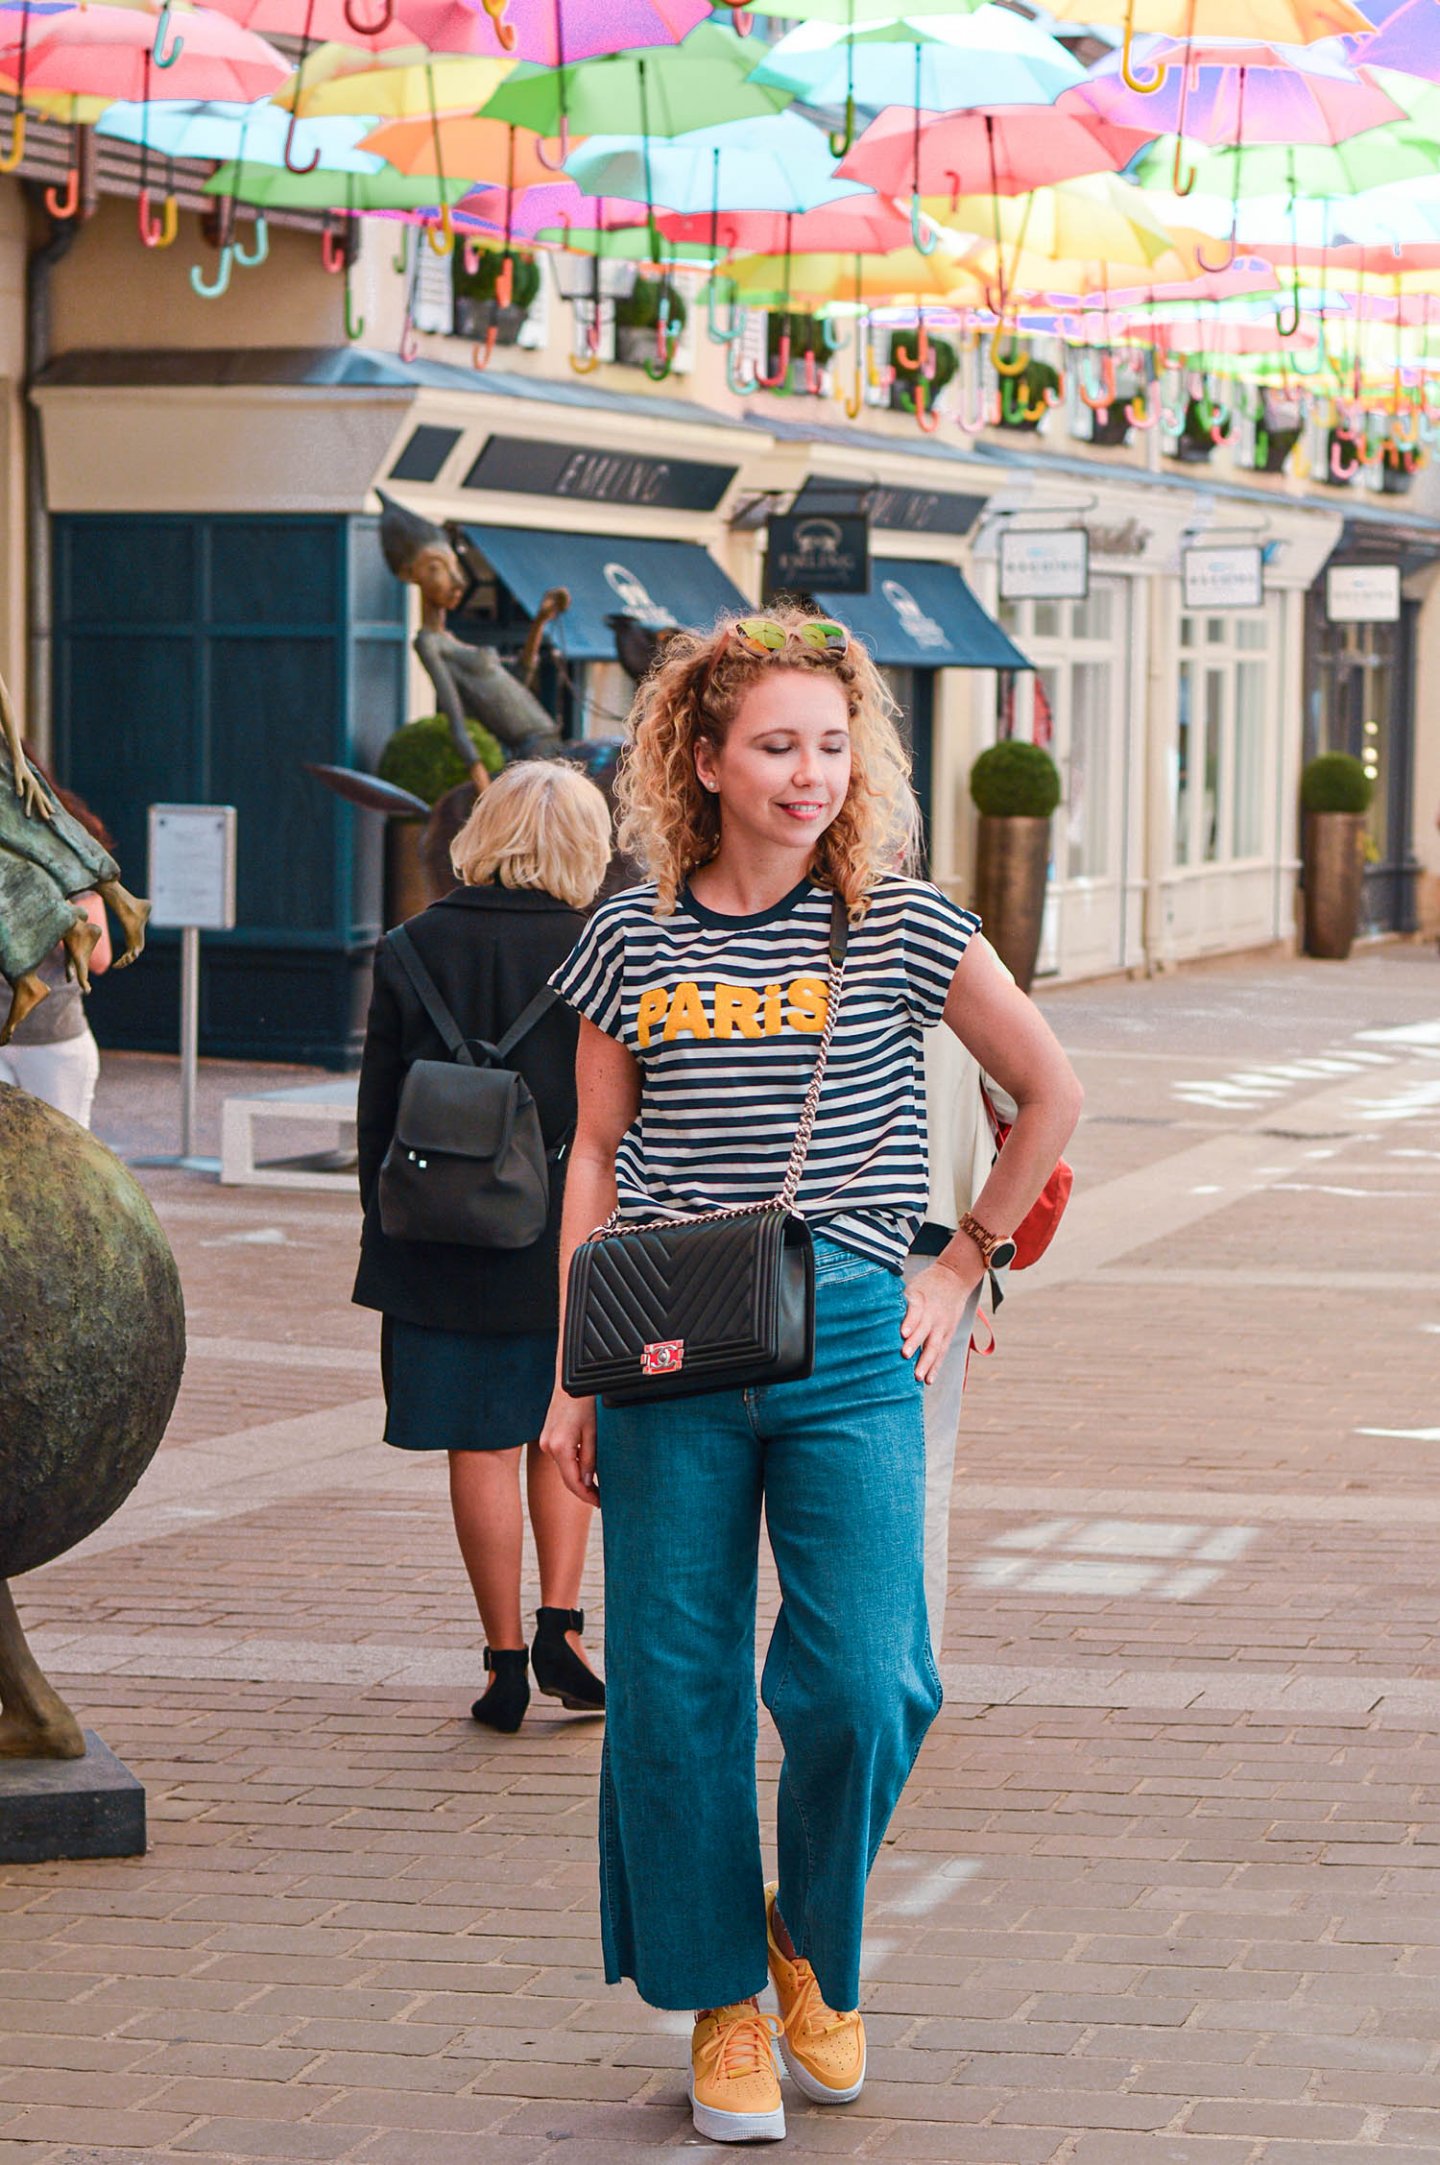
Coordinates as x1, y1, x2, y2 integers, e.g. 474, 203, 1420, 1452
1302, 811, 1365, 960
974, 815, 1050, 993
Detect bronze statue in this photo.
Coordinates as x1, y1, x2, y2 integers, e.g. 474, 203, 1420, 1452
0, 669, 150, 1046
0, 1088, 185, 1758
377, 493, 569, 776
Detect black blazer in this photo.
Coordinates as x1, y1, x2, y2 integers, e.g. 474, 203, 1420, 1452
352, 883, 586, 1336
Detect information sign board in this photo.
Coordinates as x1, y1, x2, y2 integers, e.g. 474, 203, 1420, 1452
998, 528, 1090, 602
1181, 544, 1264, 612
1326, 563, 1401, 623
148, 805, 237, 932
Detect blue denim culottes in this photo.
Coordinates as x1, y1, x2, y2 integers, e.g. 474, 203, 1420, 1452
594, 1237, 942, 2014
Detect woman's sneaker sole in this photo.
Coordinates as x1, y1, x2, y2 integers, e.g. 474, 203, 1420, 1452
778, 2031, 866, 2105
689, 2086, 786, 2142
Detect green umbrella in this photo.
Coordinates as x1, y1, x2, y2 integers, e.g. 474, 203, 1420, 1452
1135, 79, 1440, 200
532, 225, 720, 261
481, 23, 792, 143
204, 160, 471, 210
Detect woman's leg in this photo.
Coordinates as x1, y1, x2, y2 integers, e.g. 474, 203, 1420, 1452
758, 1247, 941, 2016
449, 1447, 525, 1650
526, 1440, 592, 1612
594, 1387, 769, 2012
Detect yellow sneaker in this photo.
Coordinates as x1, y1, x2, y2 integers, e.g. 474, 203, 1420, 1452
689, 2001, 786, 2144
764, 1883, 866, 2105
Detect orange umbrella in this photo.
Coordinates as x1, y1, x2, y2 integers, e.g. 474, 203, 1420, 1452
360, 110, 558, 184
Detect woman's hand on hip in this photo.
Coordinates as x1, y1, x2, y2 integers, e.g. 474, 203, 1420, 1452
539, 1384, 599, 1507
902, 1258, 978, 1386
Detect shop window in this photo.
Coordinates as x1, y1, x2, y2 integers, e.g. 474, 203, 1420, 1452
997, 584, 1124, 886
1175, 605, 1275, 871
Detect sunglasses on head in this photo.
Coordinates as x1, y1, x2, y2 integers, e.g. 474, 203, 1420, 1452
730, 616, 850, 660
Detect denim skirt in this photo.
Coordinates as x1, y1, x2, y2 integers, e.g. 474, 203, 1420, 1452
382, 1318, 555, 1452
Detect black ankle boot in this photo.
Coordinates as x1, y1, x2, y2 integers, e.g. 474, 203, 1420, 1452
471, 1647, 529, 1734
531, 1607, 605, 1713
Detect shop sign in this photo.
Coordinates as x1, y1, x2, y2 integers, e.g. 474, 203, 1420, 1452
1182, 544, 1264, 611
880, 575, 950, 653
765, 512, 870, 597
998, 527, 1089, 602
790, 480, 986, 536
601, 560, 680, 631
463, 435, 737, 513
1326, 562, 1401, 623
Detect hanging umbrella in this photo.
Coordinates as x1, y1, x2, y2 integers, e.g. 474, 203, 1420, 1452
565, 113, 869, 215
361, 110, 554, 181
500, 0, 710, 64
839, 101, 1156, 197
1069, 40, 1407, 144
656, 189, 914, 254
202, 0, 480, 52
459, 175, 650, 238
1133, 115, 1440, 198
1042, 0, 1370, 107
481, 23, 792, 143
98, 93, 383, 164
940, 172, 1198, 303
740, 0, 985, 20
0, 2, 288, 103
722, 237, 984, 304
751, 8, 1083, 113
274, 44, 514, 116
1355, 0, 1440, 84
204, 151, 469, 204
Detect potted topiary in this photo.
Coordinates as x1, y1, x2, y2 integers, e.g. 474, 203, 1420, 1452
766, 310, 840, 394
613, 276, 687, 368
969, 740, 1062, 992
377, 714, 505, 921
1300, 751, 1373, 959
997, 355, 1060, 431
452, 249, 541, 343
888, 330, 957, 414
1175, 392, 1233, 464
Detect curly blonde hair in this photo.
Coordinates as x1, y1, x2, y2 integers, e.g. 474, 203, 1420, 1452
615, 605, 919, 917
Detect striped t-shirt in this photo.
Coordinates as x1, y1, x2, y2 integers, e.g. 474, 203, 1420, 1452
550, 873, 981, 1272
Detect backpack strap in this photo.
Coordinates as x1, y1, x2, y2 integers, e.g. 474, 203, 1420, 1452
387, 925, 476, 1068
495, 986, 560, 1062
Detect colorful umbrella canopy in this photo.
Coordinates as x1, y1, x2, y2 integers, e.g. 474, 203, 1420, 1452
1134, 115, 1440, 197
721, 237, 984, 304
564, 112, 870, 215
202, 0, 479, 52
460, 176, 649, 237
499, 0, 711, 65
274, 46, 514, 117
740, 0, 984, 20
655, 191, 915, 254
204, 152, 468, 204
481, 22, 791, 138
839, 101, 1157, 197
98, 93, 383, 163
1355, 0, 1440, 84
1040, 0, 1371, 39
750, 8, 1084, 111
359, 109, 556, 182
0, 1, 288, 103
1069, 41, 1407, 145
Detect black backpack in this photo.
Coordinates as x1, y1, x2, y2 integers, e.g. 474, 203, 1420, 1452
377, 925, 563, 1250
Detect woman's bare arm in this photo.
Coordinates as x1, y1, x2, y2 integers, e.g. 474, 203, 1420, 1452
538, 1017, 641, 1505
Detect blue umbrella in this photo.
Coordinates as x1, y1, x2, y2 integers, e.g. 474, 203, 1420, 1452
750, 7, 1084, 115
565, 111, 871, 213
96, 98, 384, 171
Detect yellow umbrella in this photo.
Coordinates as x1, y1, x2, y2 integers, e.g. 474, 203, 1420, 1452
724, 240, 984, 307
929, 174, 1200, 312
273, 42, 512, 118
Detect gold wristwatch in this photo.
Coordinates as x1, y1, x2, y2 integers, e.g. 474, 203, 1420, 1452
951, 1210, 1017, 1275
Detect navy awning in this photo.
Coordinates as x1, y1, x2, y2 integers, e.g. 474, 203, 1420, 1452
810, 559, 1031, 670
461, 525, 751, 662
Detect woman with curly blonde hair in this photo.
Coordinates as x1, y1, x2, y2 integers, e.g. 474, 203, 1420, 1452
542, 607, 1081, 2145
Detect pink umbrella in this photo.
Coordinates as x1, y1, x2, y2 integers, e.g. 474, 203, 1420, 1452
456, 177, 649, 239
837, 102, 1157, 200
1067, 43, 1407, 143
205, 0, 487, 50
499, 0, 711, 64
1093, 261, 1283, 306
1352, 0, 1440, 84
655, 192, 913, 256
0, 4, 288, 104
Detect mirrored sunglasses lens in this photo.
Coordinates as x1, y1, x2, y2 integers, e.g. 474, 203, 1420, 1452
734, 618, 788, 653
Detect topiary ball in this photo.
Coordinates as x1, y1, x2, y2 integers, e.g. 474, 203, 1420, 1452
377, 716, 505, 809
1301, 751, 1373, 815
0, 1089, 185, 1580
970, 740, 1062, 819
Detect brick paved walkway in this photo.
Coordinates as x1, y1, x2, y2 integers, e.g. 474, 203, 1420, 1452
4, 942, 1440, 2164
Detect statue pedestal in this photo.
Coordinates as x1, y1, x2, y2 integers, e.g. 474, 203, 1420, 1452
0, 1733, 146, 1862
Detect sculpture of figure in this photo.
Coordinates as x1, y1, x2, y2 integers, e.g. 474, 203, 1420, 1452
0, 670, 151, 1046
377, 493, 568, 774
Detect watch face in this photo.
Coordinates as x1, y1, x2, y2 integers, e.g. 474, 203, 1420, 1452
990, 1239, 1018, 1273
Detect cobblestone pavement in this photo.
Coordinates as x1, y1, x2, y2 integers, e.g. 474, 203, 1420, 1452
4, 941, 1440, 2165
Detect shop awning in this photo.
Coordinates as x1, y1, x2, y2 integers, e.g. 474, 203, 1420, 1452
460, 525, 751, 661
810, 559, 1031, 670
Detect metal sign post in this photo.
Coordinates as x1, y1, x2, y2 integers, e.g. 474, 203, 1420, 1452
141, 805, 237, 1172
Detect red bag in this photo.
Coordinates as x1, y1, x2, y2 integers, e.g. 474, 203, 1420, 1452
980, 1083, 1074, 1270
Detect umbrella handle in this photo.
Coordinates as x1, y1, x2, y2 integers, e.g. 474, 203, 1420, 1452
1195, 229, 1236, 276
152, 2, 184, 69
1288, 428, 1311, 478
462, 236, 483, 275
909, 196, 937, 257
1119, 4, 1167, 95
495, 252, 513, 305
478, 0, 517, 52
44, 168, 81, 221
392, 231, 409, 275
989, 322, 1028, 377
472, 327, 498, 370
343, 0, 395, 31
1077, 349, 1117, 412
908, 381, 940, 434
138, 189, 178, 250
707, 275, 742, 346
190, 245, 234, 299
894, 319, 932, 379
828, 95, 856, 162
1170, 135, 1196, 199
234, 215, 268, 268
321, 226, 348, 275
754, 331, 790, 392
535, 119, 570, 172
427, 203, 455, 257
400, 322, 420, 360
1329, 433, 1358, 481
284, 108, 321, 177
0, 112, 24, 176
1274, 295, 1301, 339
570, 308, 602, 373
725, 338, 759, 396
1126, 380, 1160, 431
344, 264, 365, 342
955, 356, 992, 434
644, 297, 681, 383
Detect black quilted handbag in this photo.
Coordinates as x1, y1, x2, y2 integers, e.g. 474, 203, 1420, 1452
561, 895, 849, 1408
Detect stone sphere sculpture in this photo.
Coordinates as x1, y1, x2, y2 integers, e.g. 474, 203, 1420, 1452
0, 1086, 185, 1756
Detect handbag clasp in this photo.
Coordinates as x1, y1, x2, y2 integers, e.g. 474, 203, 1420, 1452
641, 1339, 685, 1377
